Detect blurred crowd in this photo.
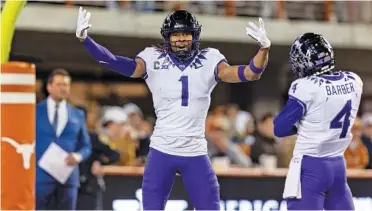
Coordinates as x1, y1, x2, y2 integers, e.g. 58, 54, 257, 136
28, 0, 372, 23
35, 66, 372, 209
75, 98, 372, 170
35, 67, 372, 171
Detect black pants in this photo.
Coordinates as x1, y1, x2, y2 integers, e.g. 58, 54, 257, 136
36, 183, 78, 210
76, 190, 103, 210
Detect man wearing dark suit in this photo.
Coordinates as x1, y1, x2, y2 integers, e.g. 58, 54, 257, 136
75, 106, 121, 210
36, 69, 91, 210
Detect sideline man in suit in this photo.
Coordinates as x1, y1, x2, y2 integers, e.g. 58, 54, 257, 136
76, 106, 121, 210
36, 69, 91, 210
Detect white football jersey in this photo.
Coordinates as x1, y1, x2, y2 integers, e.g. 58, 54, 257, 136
136, 47, 226, 156
289, 71, 363, 157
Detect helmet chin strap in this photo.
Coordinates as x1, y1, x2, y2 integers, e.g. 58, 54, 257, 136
172, 51, 190, 62
167, 40, 196, 62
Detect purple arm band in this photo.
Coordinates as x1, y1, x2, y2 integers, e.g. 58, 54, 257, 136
214, 59, 228, 83
82, 36, 137, 77
249, 59, 265, 74
238, 65, 248, 82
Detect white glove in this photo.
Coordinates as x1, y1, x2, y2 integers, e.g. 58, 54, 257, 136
76, 7, 91, 40
246, 17, 271, 48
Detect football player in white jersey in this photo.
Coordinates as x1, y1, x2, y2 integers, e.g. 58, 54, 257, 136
274, 33, 363, 210
76, 8, 271, 210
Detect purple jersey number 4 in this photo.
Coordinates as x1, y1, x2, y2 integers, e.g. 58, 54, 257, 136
330, 100, 352, 138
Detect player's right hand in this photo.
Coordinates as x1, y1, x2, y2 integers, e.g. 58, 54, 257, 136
246, 17, 271, 49
76, 7, 91, 41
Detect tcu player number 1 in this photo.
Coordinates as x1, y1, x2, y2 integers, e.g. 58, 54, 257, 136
179, 76, 189, 107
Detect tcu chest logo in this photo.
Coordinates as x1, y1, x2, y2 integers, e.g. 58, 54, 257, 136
1, 137, 35, 170
154, 57, 173, 70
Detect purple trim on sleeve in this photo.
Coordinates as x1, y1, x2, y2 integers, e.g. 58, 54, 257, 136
214, 59, 227, 83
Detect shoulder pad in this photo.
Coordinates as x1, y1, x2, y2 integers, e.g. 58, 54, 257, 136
344, 71, 363, 87
137, 47, 165, 60
202, 48, 227, 63
297, 76, 326, 88
203, 47, 220, 55
289, 77, 317, 98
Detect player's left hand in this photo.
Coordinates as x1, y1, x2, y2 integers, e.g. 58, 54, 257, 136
76, 7, 91, 41
246, 17, 271, 49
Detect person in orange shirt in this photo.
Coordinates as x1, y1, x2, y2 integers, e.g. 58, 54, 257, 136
344, 116, 369, 169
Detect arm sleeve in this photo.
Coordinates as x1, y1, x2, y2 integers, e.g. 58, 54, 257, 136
82, 36, 137, 77
274, 98, 304, 138
274, 80, 313, 138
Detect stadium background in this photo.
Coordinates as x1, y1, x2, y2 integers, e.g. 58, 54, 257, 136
1, 1, 372, 211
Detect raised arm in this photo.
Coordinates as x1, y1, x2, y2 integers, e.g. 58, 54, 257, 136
217, 48, 269, 82
217, 18, 270, 83
76, 7, 145, 78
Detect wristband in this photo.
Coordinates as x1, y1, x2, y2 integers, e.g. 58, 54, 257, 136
249, 59, 265, 74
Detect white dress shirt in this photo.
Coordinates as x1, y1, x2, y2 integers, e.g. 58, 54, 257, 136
47, 97, 68, 137
46, 97, 82, 162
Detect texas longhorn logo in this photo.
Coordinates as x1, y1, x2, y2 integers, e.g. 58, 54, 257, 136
1, 137, 35, 170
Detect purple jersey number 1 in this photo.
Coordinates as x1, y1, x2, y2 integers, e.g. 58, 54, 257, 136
179, 76, 189, 107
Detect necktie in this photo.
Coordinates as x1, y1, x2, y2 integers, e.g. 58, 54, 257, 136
53, 103, 59, 134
